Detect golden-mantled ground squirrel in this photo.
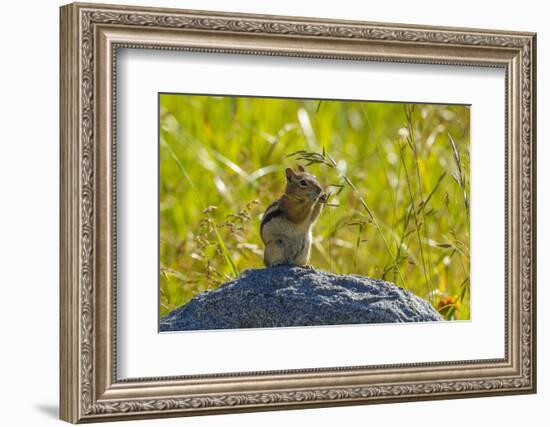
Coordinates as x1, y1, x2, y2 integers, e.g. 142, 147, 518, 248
261, 165, 327, 267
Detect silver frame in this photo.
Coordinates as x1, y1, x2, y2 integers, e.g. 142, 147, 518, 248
60, 2, 536, 423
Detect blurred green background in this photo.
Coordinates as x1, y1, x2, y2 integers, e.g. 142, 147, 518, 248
159, 94, 470, 321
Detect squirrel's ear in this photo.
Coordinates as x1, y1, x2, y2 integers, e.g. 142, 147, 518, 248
285, 168, 294, 181
297, 165, 305, 172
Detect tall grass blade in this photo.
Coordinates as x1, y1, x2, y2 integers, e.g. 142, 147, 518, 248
161, 137, 239, 278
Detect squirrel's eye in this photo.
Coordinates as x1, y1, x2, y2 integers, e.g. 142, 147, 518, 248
299, 180, 307, 187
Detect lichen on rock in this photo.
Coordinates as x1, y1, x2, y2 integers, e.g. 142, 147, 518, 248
160, 265, 442, 332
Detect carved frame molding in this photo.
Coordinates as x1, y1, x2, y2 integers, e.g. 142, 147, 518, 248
60, 2, 536, 423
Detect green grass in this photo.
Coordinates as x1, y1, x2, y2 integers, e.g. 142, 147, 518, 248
159, 94, 471, 321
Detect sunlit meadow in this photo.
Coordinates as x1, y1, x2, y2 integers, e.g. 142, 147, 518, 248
159, 94, 470, 321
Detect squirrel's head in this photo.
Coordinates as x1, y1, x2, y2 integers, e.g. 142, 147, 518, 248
285, 165, 322, 202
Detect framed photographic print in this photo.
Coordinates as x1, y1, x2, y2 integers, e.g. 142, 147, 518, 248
60, 2, 537, 423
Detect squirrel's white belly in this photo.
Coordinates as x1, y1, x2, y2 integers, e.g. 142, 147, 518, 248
263, 216, 311, 239
262, 217, 313, 266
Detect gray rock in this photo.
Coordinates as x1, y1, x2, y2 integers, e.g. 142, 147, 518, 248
160, 265, 442, 332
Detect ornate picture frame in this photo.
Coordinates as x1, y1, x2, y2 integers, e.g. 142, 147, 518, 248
60, 2, 536, 423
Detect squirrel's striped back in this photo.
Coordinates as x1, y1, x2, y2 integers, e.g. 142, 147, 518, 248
260, 200, 282, 242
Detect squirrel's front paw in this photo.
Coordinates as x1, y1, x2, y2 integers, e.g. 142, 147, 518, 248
318, 192, 330, 203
